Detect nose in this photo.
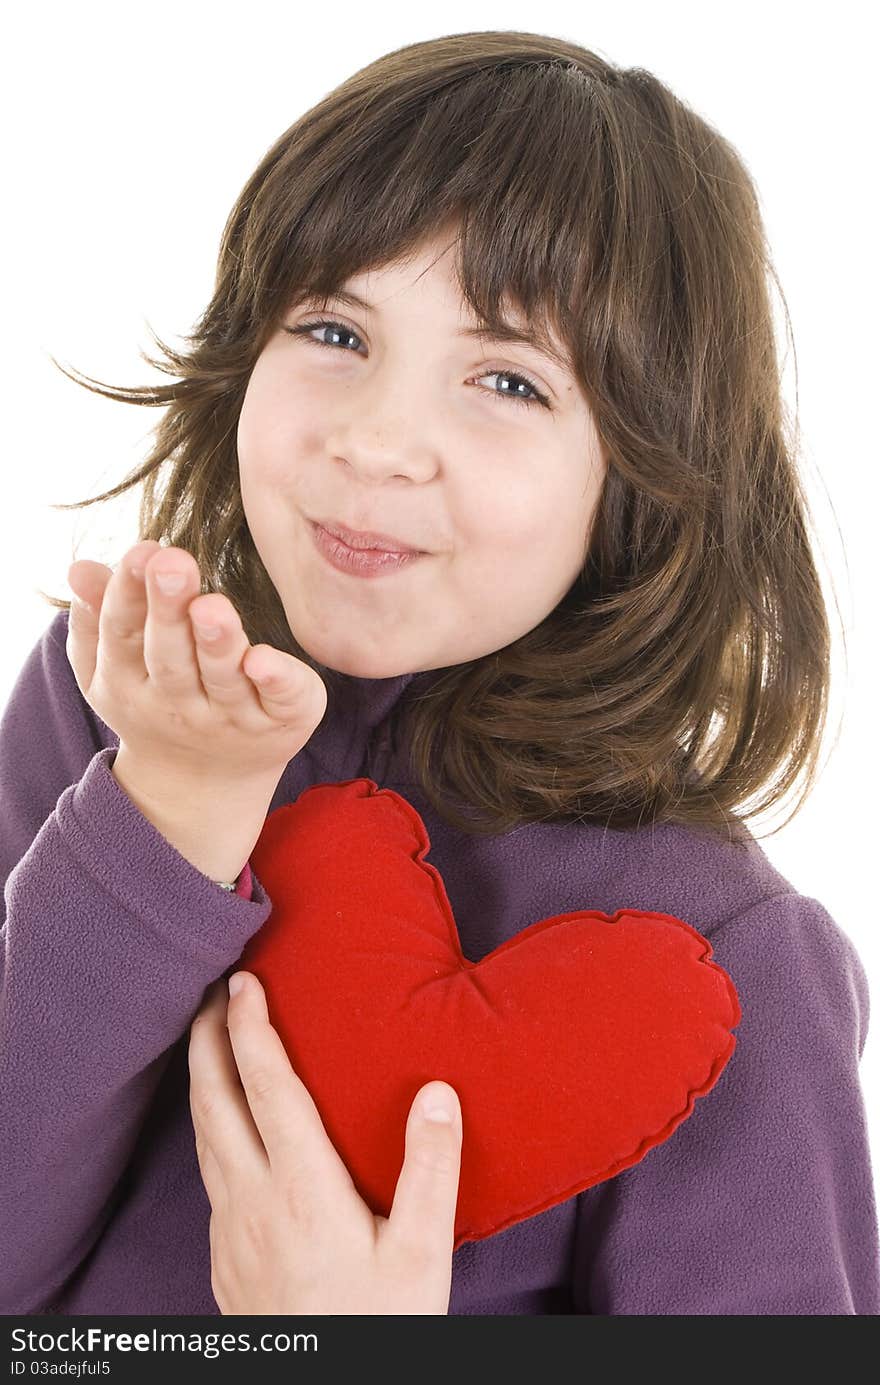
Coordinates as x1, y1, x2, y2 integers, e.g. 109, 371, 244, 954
325, 370, 437, 483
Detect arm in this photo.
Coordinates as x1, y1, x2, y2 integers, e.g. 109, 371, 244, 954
571, 893, 879, 1315
0, 610, 270, 1313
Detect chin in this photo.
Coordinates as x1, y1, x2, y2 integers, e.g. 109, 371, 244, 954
294, 634, 415, 681
332, 655, 411, 679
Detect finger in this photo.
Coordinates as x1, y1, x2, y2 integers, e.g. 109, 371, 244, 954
241, 646, 329, 726
68, 540, 162, 611
66, 543, 161, 690
185, 593, 260, 708
225, 972, 359, 1208
188, 978, 269, 1195
189, 980, 236, 1210
66, 587, 102, 691
138, 546, 213, 697
387, 1082, 462, 1259
192, 1109, 229, 1214
67, 561, 111, 615
94, 540, 169, 681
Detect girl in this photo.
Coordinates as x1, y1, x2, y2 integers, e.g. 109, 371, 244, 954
1, 30, 877, 1315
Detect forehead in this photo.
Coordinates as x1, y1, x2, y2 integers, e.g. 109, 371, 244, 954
312, 239, 572, 376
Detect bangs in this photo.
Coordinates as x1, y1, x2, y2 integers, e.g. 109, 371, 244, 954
249, 60, 614, 375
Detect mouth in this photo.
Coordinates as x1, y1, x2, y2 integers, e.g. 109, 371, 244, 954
308, 521, 427, 579
315, 518, 426, 556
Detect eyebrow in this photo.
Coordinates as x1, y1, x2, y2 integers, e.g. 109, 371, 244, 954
304, 287, 571, 376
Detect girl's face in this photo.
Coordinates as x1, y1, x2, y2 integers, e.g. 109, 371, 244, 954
237, 234, 608, 677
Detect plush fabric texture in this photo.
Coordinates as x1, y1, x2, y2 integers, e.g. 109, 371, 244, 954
240, 777, 741, 1247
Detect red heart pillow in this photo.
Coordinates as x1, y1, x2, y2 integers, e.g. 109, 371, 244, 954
240, 778, 741, 1248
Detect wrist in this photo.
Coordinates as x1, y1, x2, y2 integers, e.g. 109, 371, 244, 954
111, 742, 281, 803
111, 745, 277, 884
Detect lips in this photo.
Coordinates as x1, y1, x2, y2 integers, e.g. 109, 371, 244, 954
317, 518, 423, 555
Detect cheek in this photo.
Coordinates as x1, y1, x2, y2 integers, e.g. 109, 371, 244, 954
454, 465, 595, 597
237, 373, 273, 469
456, 474, 561, 551
237, 384, 308, 489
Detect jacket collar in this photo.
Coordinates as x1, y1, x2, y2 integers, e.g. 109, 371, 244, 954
303, 661, 449, 784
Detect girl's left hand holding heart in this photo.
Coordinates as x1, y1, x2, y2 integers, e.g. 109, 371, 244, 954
187, 971, 463, 1315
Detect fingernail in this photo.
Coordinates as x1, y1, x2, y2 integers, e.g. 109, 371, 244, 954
422, 1095, 455, 1124
155, 570, 186, 595
228, 973, 246, 998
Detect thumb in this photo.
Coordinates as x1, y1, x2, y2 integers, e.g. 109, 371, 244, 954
387, 1082, 463, 1256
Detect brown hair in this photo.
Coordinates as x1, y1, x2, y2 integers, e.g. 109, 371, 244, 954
40, 30, 847, 847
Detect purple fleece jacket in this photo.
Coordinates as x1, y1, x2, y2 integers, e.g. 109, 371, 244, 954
1, 607, 877, 1316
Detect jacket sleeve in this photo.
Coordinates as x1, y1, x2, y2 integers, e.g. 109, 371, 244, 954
570, 892, 880, 1315
0, 609, 271, 1314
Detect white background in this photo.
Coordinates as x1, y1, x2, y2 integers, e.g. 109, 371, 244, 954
3, 3, 878, 1219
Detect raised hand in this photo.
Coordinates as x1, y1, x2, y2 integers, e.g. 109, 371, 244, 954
65, 540, 328, 882
66, 540, 327, 785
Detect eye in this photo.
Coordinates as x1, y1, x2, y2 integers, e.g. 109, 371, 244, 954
283, 318, 551, 409
287, 318, 362, 352
476, 367, 548, 409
